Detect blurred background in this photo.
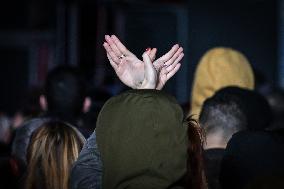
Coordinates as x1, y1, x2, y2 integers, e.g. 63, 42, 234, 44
0, 0, 279, 115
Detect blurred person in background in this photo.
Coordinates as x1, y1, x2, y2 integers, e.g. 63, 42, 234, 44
266, 88, 284, 130
0, 92, 42, 189
0, 113, 11, 155
201, 86, 273, 189
82, 87, 112, 132
200, 87, 247, 189
0, 114, 18, 189
212, 87, 272, 131
190, 47, 255, 120
220, 128, 284, 189
12, 66, 91, 176
39, 66, 91, 128
218, 89, 284, 189
25, 120, 85, 189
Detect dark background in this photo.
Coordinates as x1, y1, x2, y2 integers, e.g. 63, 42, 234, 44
0, 0, 278, 115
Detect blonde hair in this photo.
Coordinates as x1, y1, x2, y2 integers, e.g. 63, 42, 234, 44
25, 121, 85, 189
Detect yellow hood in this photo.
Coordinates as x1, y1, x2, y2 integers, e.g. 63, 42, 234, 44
190, 47, 255, 119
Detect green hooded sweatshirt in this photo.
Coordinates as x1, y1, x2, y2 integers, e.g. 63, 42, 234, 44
96, 90, 188, 189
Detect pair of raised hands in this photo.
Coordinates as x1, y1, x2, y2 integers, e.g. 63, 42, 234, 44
103, 35, 184, 90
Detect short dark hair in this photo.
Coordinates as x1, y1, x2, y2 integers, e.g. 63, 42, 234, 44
215, 87, 272, 130
200, 88, 247, 142
200, 86, 273, 137
44, 66, 87, 120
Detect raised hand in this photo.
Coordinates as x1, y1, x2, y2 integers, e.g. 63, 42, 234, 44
152, 46, 184, 90
103, 35, 184, 89
103, 35, 150, 88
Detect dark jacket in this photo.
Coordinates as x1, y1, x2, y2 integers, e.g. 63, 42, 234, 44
220, 130, 284, 189
204, 148, 224, 189
70, 131, 102, 189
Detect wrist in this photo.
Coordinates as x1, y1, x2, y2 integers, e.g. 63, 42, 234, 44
136, 79, 156, 90
132, 80, 143, 89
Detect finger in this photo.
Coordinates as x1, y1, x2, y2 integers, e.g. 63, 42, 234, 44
145, 48, 152, 56
105, 35, 122, 57
156, 68, 167, 90
143, 48, 151, 63
156, 62, 181, 90
106, 53, 118, 69
160, 67, 167, 75
156, 44, 179, 63
164, 47, 183, 66
153, 44, 179, 70
145, 48, 157, 62
103, 41, 117, 55
103, 42, 120, 64
166, 63, 181, 80
111, 35, 133, 56
165, 53, 184, 72
149, 48, 157, 62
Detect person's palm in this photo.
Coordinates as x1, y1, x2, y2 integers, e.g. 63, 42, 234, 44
104, 35, 157, 88
103, 35, 184, 89
113, 54, 144, 87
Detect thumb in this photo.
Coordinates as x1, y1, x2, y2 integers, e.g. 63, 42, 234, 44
143, 52, 154, 69
140, 52, 157, 89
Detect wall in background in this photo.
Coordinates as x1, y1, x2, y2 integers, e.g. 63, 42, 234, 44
0, 0, 278, 114
187, 0, 277, 95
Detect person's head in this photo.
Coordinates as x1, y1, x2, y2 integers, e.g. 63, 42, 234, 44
96, 90, 205, 189
200, 88, 247, 149
25, 120, 85, 189
40, 66, 91, 122
213, 87, 272, 130
190, 47, 255, 119
200, 86, 273, 149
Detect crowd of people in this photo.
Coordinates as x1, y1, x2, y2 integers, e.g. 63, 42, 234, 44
0, 34, 284, 189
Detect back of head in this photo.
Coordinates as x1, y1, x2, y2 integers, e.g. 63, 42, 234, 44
44, 66, 87, 121
200, 87, 247, 145
25, 121, 85, 189
214, 87, 272, 130
190, 47, 255, 119
96, 90, 189, 189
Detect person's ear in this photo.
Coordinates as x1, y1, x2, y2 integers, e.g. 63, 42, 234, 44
83, 97, 92, 113
39, 95, 48, 111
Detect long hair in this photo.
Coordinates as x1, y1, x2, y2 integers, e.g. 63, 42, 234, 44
25, 121, 85, 189
185, 116, 207, 189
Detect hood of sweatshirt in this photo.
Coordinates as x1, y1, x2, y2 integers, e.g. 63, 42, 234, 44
190, 47, 255, 119
96, 89, 188, 189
